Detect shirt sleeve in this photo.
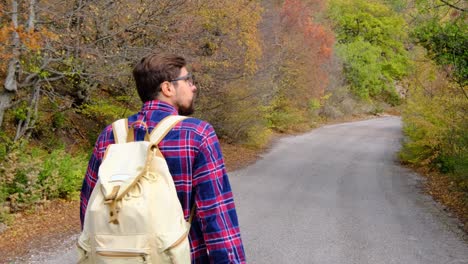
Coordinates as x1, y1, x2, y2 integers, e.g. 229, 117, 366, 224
80, 128, 111, 228
192, 124, 246, 264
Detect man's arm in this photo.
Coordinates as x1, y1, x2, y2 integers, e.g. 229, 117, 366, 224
79, 127, 112, 227
193, 125, 246, 263
79, 147, 100, 227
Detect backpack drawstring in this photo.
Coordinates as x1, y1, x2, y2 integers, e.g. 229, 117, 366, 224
104, 185, 121, 224
104, 145, 156, 224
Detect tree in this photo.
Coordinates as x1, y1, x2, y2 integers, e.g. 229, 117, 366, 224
413, 0, 467, 98
267, 0, 335, 131
0, 0, 264, 142
401, 46, 467, 183
328, 0, 410, 102
1, 0, 60, 139
280, 0, 334, 99
0, 0, 265, 218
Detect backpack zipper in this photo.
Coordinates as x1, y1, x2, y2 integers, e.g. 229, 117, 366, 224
97, 251, 148, 263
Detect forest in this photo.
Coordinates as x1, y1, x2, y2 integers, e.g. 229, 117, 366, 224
0, 0, 466, 228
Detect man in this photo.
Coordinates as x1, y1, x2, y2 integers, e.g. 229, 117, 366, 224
80, 53, 246, 263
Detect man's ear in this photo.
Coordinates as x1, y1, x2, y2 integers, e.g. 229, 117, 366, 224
160, 81, 174, 97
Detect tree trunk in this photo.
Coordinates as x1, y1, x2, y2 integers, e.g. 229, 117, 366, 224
4, 0, 20, 93
2, 0, 20, 129
27, 0, 36, 31
0, 90, 13, 129
15, 83, 41, 141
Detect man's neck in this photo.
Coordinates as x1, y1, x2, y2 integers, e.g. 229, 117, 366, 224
156, 97, 177, 109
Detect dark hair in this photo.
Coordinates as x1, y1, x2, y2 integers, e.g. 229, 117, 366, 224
132, 53, 186, 103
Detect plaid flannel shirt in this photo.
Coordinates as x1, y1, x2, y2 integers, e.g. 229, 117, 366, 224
80, 100, 246, 263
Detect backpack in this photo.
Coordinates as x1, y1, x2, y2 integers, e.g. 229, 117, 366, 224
77, 115, 194, 264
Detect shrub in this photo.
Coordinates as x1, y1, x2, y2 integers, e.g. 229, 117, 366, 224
37, 149, 88, 200
79, 99, 131, 127
0, 143, 88, 222
204, 81, 272, 148
400, 51, 467, 189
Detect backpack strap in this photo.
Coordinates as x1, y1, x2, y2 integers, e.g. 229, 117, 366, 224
189, 203, 196, 224
150, 115, 197, 223
149, 115, 188, 144
112, 119, 150, 143
112, 119, 128, 144
127, 120, 150, 142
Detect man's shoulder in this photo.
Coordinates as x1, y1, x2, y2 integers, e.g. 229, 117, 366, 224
176, 117, 215, 137
92, 123, 115, 151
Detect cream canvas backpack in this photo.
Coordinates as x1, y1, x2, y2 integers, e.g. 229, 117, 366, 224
77, 115, 194, 264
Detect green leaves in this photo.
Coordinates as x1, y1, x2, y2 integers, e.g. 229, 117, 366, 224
329, 0, 410, 102
336, 39, 383, 99
414, 18, 467, 86
0, 144, 88, 218
400, 49, 468, 180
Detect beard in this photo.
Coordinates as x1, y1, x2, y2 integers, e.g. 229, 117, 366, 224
178, 98, 195, 116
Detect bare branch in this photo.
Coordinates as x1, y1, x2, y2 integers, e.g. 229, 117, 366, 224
439, 0, 467, 12
456, 83, 468, 100
43, 75, 66, 82
15, 82, 41, 141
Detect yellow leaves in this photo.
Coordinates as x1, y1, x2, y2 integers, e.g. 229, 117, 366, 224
191, 0, 262, 76
401, 45, 468, 172
136, 7, 146, 15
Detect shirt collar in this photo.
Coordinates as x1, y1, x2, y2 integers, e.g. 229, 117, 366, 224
141, 100, 178, 115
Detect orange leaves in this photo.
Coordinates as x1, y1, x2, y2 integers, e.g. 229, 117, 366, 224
0, 25, 16, 72
280, 0, 308, 28
16, 26, 56, 51
0, 24, 58, 75
281, 0, 334, 61
1, 23, 57, 53
0, 25, 14, 47
279, 0, 335, 98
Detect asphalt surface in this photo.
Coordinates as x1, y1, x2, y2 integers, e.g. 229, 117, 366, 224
24, 116, 468, 263
230, 116, 467, 264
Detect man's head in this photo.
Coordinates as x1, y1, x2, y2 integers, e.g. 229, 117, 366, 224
133, 53, 197, 115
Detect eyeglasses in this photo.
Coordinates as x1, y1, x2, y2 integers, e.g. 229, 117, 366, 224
171, 73, 194, 86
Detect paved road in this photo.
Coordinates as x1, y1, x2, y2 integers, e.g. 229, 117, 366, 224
229, 116, 467, 264
24, 116, 468, 263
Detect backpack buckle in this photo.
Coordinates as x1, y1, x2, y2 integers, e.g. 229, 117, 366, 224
104, 185, 120, 203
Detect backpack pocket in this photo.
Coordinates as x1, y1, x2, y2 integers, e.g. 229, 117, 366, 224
77, 243, 90, 264
77, 231, 91, 263
93, 234, 152, 264
156, 221, 191, 263
95, 249, 150, 263
164, 235, 191, 263
77, 244, 150, 264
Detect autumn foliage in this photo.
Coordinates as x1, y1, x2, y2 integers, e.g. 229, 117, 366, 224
0, 0, 264, 219
264, 0, 334, 132
281, 0, 333, 58
280, 0, 334, 98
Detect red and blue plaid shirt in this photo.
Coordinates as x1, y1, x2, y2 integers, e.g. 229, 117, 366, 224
80, 100, 246, 263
